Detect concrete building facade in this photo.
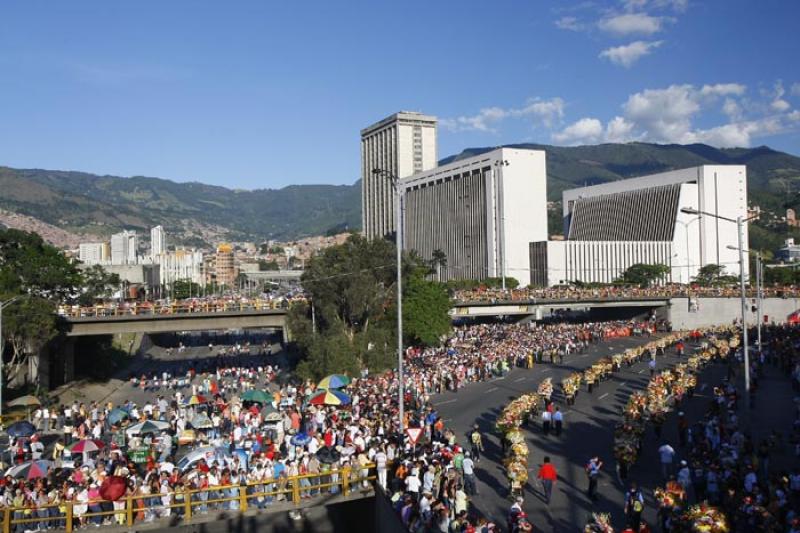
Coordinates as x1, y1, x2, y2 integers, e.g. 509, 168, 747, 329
361, 112, 437, 239
402, 147, 547, 286
150, 225, 166, 258
157, 249, 204, 287
532, 165, 749, 285
110, 230, 139, 266
78, 242, 110, 266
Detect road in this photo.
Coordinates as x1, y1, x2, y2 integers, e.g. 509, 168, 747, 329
431, 334, 721, 531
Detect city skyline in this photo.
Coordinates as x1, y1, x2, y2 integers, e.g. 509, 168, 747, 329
0, 0, 797, 190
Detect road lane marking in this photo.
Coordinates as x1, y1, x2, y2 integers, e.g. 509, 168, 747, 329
541, 368, 551, 374
598, 393, 609, 400
638, 369, 645, 374
437, 399, 458, 405
487, 387, 499, 393
514, 377, 526, 382
618, 382, 626, 388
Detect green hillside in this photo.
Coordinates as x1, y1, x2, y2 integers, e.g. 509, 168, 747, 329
1, 142, 799, 250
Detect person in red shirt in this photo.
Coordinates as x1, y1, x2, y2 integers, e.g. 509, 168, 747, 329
537, 456, 557, 504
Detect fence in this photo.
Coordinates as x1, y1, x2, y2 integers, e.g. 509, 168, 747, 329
1, 463, 377, 533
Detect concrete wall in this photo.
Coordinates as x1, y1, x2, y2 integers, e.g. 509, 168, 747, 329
668, 297, 800, 330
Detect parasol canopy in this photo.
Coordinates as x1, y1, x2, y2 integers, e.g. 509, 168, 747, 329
290, 432, 312, 446
7, 395, 41, 408
185, 395, 209, 406
6, 421, 36, 438
7, 460, 53, 480
241, 390, 273, 404
126, 420, 170, 435
67, 439, 105, 454
308, 389, 351, 406
99, 476, 128, 501
190, 413, 213, 429
315, 446, 341, 464
264, 412, 282, 422
317, 374, 351, 390
107, 408, 130, 425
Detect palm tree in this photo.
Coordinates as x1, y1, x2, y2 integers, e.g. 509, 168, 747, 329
431, 249, 447, 282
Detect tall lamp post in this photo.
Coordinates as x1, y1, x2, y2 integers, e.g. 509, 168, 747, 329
681, 207, 759, 394
0, 295, 22, 423
675, 217, 699, 284
372, 168, 405, 431
727, 246, 764, 353
494, 160, 509, 290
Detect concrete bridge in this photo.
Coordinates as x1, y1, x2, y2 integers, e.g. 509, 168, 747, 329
451, 297, 670, 318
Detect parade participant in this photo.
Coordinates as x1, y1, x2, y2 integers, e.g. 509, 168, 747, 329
537, 457, 557, 504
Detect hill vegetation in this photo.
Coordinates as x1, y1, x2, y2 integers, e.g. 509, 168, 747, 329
1, 142, 799, 251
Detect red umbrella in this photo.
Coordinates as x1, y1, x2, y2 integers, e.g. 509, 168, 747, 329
100, 476, 128, 501
68, 439, 105, 454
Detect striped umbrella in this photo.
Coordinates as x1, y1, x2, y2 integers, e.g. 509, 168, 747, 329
307, 389, 351, 406
185, 395, 209, 406
189, 413, 213, 429
9, 460, 53, 480
68, 439, 105, 454
317, 374, 351, 390
126, 420, 170, 435
241, 389, 273, 404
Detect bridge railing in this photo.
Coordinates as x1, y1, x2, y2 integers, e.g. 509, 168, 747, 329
1, 463, 377, 533
58, 299, 305, 319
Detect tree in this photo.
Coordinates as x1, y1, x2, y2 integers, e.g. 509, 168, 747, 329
172, 279, 202, 299
259, 259, 279, 271
403, 272, 452, 346
430, 249, 447, 282
1, 296, 58, 384
693, 264, 738, 286
618, 263, 670, 287
77, 265, 121, 305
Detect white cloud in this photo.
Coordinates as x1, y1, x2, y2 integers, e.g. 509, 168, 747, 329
722, 98, 742, 121
552, 118, 604, 144
598, 13, 664, 35
772, 99, 791, 112
599, 40, 663, 67
792, 83, 800, 97
605, 116, 638, 142
788, 110, 800, 122
555, 16, 584, 31
441, 98, 564, 132
699, 83, 746, 97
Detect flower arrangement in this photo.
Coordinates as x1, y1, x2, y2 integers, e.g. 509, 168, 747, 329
679, 504, 729, 533
562, 372, 582, 397
537, 377, 553, 399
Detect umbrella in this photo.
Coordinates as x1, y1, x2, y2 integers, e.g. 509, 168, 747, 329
99, 476, 127, 502
317, 374, 351, 390
315, 446, 341, 464
127, 420, 170, 435
8, 460, 53, 480
68, 440, 105, 454
290, 432, 311, 446
308, 389, 351, 406
190, 414, 213, 429
6, 421, 36, 438
108, 408, 130, 425
185, 395, 208, 406
7, 395, 41, 408
241, 390, 273, 404
264, 412, 282, 422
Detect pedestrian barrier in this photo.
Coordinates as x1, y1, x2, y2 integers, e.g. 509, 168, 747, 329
0, 463, 378, 533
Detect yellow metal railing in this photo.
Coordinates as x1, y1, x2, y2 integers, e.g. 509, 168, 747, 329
59, 298, 306, 319
0, 464, 377, 533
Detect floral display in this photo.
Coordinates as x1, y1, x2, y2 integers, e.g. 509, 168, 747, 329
584, 512, 614, 533
496, 392, 542, 494
677, 504, 730, 533
561, 372, 582, 403
537, 377, 553, 400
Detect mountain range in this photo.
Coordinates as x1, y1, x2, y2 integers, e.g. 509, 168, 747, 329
1, 142, 800, 248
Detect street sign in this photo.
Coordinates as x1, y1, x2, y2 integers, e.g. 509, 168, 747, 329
406, 427, 423, 445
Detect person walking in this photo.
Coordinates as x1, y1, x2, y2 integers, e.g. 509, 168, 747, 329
537, 456, 557, 504
586, 456, 603, 501
462, 451, 477, 496
541, 409, 552, 436
470, 424, 483, 462
648, 358, 656, 377
658, 441, 675, 480
553, 407, 564, 436
624, 482, 644, 531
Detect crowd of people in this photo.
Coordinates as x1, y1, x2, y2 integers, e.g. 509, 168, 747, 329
0, 316, 653, 532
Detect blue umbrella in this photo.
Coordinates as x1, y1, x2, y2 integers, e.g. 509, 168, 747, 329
290, 432, 311, 446
6, 421, 36, 438
107, 408, 130, 425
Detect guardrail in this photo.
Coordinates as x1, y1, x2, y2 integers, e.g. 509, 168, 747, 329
58, 300, 300, 319
1, 463, 377, 533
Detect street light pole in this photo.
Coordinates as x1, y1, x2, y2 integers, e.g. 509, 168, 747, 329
373, 168, 405, 432
675, 217, 699, 284
736, 216, 750, 394
0, 295, 22, 422
756, 252, 763, 352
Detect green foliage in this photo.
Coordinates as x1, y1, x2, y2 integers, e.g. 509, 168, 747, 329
617, 263, 670, 287
172, 279, 202, 299
764, 265, 800, 285
403, 273, 451, 347
77, 265, 120, 305
259, 259, 280, 271
2, 296, 58, 371
444, 277, 519, 292
693, 264, 739, 286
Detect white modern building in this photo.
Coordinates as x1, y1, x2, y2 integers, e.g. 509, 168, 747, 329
157, 249, 204, 288
361, 112, 438, 239
110, 230, 139, 266
402, 147, 547, 286
531, 165, 748, 286
150, 225, 166, 258
78, 242, 110, 266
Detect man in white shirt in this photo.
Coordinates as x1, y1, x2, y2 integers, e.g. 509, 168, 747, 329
405, 468, 421, 499
462, 452, 477, 495
374, 446, 388, 490
658, 442, 675, 479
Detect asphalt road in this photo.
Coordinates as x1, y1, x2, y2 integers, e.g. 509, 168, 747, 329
431, 334, 719, 531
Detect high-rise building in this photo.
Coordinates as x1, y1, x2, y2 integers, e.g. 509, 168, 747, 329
150, 225, 166, 258
78, 242, 110, 265
361, 112, 438, 239
212, 243, 237, 287
158, 249, 204, 287
110, 230, 139, 265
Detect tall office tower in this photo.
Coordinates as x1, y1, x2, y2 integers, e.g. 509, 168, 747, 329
214, 243, 237, 287
79, 242, 107, 266
361, 112, 437, 239
110, 230, 139, 265
150, 225, 166, 258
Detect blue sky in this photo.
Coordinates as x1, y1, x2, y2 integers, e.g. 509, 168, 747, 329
0, 0, 798, 189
